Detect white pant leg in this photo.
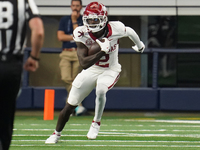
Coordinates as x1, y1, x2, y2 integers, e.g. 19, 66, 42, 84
93, 69, 120, 122
67, 69, 98, 106
97, 69, 120, 90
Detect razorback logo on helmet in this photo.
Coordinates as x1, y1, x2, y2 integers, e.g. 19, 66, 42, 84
82, 2, 108, 33
84, 2, 106, 16
90, 3, 99, 9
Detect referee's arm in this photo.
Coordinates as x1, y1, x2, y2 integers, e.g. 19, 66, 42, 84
29, 17, 44, 60
23, 17, 44, 72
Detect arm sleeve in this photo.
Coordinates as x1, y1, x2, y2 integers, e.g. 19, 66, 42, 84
58, 17, 65, 31
125, 26, 143, 49
26, 0, 40, 21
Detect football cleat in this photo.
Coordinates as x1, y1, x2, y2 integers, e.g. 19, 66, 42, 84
45, 132, 61, 144
75, 105, 87, 116
87, 122, 100, 140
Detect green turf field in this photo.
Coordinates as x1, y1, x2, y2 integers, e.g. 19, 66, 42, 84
10, 111, 200, 150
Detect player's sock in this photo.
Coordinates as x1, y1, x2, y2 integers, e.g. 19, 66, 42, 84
54, 130, 61, 135
92, 120, 101, 126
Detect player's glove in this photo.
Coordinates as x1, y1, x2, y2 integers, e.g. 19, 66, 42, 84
132, 41, 145, 53
96, 38, 110, 54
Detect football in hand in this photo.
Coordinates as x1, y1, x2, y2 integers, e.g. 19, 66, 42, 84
88, 39, 105, 56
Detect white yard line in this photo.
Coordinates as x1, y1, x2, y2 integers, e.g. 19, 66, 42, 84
135, 120, 200, 124
10, 144, 200, 148
11, 139, 200, 143
104, 119, 200, 124
13, 128, 200, 132
13, 129, 168, 132
12, 133, 200, 138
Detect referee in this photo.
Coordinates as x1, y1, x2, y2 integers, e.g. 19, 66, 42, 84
0, 0, 44, 150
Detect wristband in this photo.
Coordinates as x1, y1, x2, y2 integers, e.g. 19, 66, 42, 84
30, 54, 40, 61
72, 22, 78, 25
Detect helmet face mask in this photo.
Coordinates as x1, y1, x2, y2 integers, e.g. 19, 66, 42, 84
83, 2, 108, 33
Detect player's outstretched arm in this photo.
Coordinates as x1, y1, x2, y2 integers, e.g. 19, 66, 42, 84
125, 27, 145, 53
76, 42, 105, 69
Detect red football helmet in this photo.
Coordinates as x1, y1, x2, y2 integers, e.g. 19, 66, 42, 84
83, 2, 108, 33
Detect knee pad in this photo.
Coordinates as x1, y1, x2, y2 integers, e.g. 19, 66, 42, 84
96, 84, 108, 97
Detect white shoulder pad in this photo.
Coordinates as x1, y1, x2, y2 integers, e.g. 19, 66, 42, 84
108, 21, 126, 36
73, 26, 86, 42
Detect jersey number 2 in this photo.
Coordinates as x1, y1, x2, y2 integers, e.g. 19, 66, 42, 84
95, 54, 109, 67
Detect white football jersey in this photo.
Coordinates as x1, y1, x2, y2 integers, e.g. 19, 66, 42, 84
73, 21, 127, 72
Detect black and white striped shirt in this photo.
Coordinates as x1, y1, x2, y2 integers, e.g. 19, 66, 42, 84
0, 0, 40, 55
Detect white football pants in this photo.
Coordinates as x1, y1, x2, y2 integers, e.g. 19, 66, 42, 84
68, 68, 120, 122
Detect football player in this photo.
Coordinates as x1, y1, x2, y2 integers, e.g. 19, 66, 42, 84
45, 1, 145, 143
